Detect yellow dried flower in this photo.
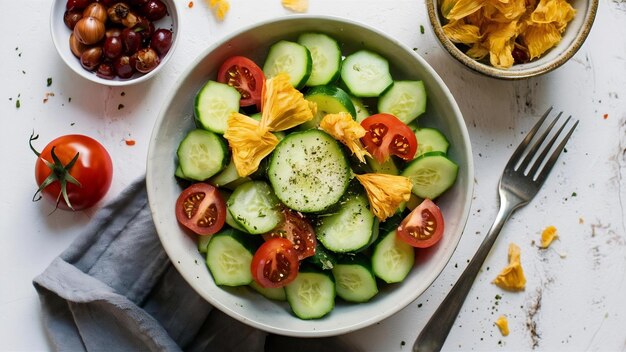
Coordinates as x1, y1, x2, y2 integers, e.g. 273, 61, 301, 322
320, 113, 371, 163
493, 243, 526, 291
355, 173, 412, 221
495, 315, 510, 336
442, 20, 482, 45
282, 0, 308, 13
540, 225, 558, 248
206, 0, 229, 21
260, 73, 316, 131
224, 113, 279, 177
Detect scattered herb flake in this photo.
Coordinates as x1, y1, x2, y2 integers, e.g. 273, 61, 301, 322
70, 122, 75, 126
16, 99, 20, 108
118, 103, 125, 110
47, 77, 52, 87
68, 97, 72, 103
571, 192, 577, 197
22, 70, 26, 74
121, 91, 126, 96
420, 25, 425, 34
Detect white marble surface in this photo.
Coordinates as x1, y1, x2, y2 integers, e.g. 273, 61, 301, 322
1, 1, 625, 351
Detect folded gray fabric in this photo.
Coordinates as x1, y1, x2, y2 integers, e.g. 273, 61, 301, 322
33, 178, 356, 352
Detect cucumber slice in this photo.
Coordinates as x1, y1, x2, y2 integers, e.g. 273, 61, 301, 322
365, 155, 399, 175
414, 127, 450, 157
306, 241, 338, 270
297, 33, 342, 86
210, 158, 242, 187
350, 96, 371, 122
194, 81, 240, 134
372, 230, 415, 283
177, 129, 228, 181
268, 130, 351, 213
227, 181, 282, 234
250, 281, 287, 301
378, 80, 427, 125
198, 235, 211, 254
315, 193, 376, 253
175, 165, 190, 180
285, 267, 335, 319
401, 152, 459, 199
263, 40, 312, 89
332, 255, 378, 302
341, 50, 393, 97
300, 85, 357, 130
205, 229, 258, 286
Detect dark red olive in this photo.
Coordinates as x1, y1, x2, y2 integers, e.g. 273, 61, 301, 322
103, 36, 123, 60
96, 62, 115, 79
133, 17, 155, 42
128, 0, 149, 7
63, 10, 83, 30
133, 47, 160, 73
121, 27, 142, 54
114, 55, 135, 78
140, 0, 167, 21
80, 47, 103, 71
66, 0, 91, 10
150, 28, 172, 56
97, 0, 117, 6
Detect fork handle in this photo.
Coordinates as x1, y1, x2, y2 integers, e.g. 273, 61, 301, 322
413, 198, 518, 352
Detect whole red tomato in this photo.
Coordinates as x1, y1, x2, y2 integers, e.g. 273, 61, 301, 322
30, 133, 113, 211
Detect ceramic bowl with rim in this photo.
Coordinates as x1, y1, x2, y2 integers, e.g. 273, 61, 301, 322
146, 15, 474, 337
50, 0, 179, 86
426, 0, 598, 79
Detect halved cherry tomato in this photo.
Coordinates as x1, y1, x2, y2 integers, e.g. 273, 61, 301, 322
263, 209, 316, 260
217, 56, 265, 109
251, 237, 299, 288
396, 198, 444, 248
175, 183, 226, 236
360, 113, 418, 163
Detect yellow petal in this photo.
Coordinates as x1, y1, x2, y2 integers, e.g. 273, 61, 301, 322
260, 73, 316, 131
282, 0, 308, 12
443, 20, 482, 45
319, 112, 371, 163
206, 0, 229, 21
488, 0, 527, 20
466, 42, 490, 60
355, 173, 412, 221
522, 22, 562, 59
540, 225, 558, 248
495, 316, 510, 336
224, 112, 279, 177
530, 0, 576, 31
493, 243, 526, 291
483, 21, 518, 68
446, 0, 485, 20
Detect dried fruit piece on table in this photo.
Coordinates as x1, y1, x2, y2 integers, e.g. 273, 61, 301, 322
282, 0, 308, 13
206, 0, 229, 21
495, 315, 510, 336
540, 225, 558, 248
492, 243, 526, 291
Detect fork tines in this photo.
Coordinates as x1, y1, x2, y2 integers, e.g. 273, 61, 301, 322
508, 106, 579, 182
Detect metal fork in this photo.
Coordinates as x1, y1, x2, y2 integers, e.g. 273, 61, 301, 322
413, 107, 579, 352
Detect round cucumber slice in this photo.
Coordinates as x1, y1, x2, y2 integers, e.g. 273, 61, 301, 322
341, 50, 393, 97
301, 85, 356, 130
263, 40, 312, 89
378, 80, 427, 125
401, 152, 459, 199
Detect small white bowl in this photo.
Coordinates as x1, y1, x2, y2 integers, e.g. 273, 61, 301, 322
50, 0, 179, 86
147, 15, 474, 337
426, 0, 598, 79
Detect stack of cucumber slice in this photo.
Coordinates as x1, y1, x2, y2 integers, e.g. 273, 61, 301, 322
176, 32, 460, 320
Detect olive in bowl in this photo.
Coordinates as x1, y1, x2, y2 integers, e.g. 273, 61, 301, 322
51, 0, 179, 86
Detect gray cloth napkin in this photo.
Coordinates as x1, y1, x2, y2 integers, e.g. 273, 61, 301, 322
33, 178, 356, 352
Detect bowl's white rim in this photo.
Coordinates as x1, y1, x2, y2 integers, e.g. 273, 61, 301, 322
146, 14, 475, 337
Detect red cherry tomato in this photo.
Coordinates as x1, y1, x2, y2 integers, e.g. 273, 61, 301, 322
31, 133, 113, 211
251, 237, 299, 288
175, 183, 226, 236
263, 209, 317, 260
396, 198, 444, 248
217, 56, 265, 109
360, 113, 418, 163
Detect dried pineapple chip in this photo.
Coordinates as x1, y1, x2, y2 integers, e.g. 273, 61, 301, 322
540, 225, 558, 248
493, 243, 526, 291
523, 22, 563, 59
282, 0, 308, 13
320, 113, 371, 163
445, 0, 485, 20
355, 173, 412, 221
260, 73, 316, 131
224, 113, 279, 177
483, 21, 518, 69
442, 20, 482, 45
495, 315, 510, 336
206, 0, 229, 21
530, 0, 576, 31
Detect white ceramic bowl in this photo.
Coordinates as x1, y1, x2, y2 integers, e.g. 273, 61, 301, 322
147, 15, 474, 337
426, 0, 598, 79
50, 0, 179, 86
